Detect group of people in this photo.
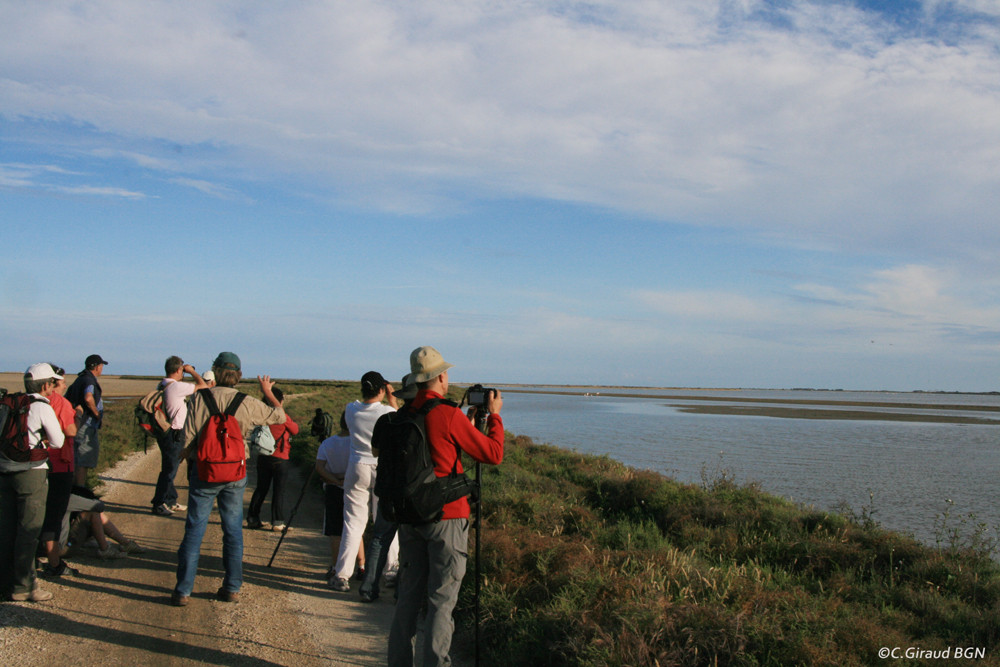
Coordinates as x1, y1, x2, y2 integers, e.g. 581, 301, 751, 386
3, 345, 505, 666
317, 346, 505, 665
0, 355, 144, 603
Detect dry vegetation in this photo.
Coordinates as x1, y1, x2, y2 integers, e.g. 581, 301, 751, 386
78, 380, 1000, 666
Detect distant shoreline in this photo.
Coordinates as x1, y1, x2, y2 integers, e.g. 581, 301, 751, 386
3, 372, 997, 412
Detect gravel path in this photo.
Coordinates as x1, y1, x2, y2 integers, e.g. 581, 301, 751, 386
0, 447, 397, 666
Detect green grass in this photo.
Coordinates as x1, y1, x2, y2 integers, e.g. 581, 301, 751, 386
94, 385, 1000, 666
458, 436, 1000, 666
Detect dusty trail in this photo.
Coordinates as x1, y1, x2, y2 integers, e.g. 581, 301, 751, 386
0, 447, 396, 666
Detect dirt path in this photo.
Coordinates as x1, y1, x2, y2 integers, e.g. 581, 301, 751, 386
0, 448, 398, 666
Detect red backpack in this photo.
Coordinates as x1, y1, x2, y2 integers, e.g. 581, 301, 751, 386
0, 390, 48, 464
195, 389, 248, 483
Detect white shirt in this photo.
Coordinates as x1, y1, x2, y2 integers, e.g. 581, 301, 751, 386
344, 400, 395, 465
7, 394, 65, 471
316, 434, 351, 480
161, 378, 197, 429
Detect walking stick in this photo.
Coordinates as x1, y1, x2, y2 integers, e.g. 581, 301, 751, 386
475, 460, 482, 667
267, 467, 317, 567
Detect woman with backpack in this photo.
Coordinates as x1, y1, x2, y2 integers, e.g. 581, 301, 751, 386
247, 387, 299, 531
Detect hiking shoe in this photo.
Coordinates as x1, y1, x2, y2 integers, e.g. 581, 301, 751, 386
152, 504, 174, 516
97, 544, 127, 560
168, 503, 187, 512
170, 592, 189, 607
40, 561, 79, 579
271, 523, 286, 532
384, 572, 398, 589
359, 589, 378, 603
120, 540, 146, 555
328, 577, 350, 592
216, 588, 240, 603
246, 517, 263, 530
11, 588, 53, 602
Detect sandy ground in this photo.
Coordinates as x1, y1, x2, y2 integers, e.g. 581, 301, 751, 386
0, 447, 400, 666
1, 374, 162, 398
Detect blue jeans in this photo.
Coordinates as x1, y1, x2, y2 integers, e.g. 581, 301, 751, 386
152, 429, 184, 507
360, 505, 397, 599
174, 466, 246, 596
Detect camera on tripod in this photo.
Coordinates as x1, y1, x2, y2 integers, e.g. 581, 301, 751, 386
465, 384, 497, 410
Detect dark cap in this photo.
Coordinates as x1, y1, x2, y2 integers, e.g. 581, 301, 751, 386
212, 351, 242, 371
85, 354, 109, 369
360, 371, 389, 396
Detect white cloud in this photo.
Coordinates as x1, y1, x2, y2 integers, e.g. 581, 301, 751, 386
1, 1, 998, 257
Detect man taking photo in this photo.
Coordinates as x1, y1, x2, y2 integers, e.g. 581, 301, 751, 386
387, 346, 504, 666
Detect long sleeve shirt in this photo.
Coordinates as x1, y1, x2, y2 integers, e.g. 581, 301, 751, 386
411, 389, 504, 520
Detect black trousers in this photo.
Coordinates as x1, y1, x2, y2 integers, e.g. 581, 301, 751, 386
248, 455, 288, 525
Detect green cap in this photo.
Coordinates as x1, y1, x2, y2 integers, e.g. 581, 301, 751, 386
212, 351, 241, 371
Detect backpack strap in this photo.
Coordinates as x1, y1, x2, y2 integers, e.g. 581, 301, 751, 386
413, 398, 463, 477
198, 389, 246, 418
199, 388, 220, 417
224, 392, 247, 417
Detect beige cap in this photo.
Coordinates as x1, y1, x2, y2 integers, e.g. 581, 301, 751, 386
409, 346, 454, 383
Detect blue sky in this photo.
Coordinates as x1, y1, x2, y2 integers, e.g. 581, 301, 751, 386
2, 0, 999, 391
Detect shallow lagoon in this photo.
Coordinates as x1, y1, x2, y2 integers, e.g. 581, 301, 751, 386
499, 388, 1000, 547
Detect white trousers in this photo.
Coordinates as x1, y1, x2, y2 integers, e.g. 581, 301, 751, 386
335, 460, 398, 580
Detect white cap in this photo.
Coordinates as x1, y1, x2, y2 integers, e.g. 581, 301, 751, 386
25, 363, 63, 381
203, 370, 216, 383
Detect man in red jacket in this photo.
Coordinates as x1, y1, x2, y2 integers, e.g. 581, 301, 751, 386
388, 346, 504, 667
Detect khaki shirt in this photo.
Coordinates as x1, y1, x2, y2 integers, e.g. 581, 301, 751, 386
182, 387, 286, 456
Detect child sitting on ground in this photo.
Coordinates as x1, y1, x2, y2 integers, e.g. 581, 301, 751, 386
66, 487, 146, 560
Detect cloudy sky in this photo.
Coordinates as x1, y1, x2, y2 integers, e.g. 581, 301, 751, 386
2, 0, 999, 391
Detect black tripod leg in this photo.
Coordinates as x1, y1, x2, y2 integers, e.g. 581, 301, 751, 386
267, 467, 317, 568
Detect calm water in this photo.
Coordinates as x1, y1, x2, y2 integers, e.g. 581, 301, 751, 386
498, 388, 1000, 547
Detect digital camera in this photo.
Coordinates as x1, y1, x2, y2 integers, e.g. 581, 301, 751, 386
466, 384, 496, 409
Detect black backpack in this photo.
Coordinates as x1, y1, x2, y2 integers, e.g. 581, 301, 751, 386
373, 398, 476, 525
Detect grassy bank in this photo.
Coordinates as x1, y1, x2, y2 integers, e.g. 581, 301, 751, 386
94, 382, 1000, 666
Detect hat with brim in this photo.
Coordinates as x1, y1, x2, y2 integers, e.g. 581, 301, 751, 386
409, 346, 454, 384
395, 373, 418, 400
25, 363, 63, 382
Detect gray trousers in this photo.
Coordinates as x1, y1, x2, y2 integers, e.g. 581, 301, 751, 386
388, 518, 469, 667
0, 468, 48, 596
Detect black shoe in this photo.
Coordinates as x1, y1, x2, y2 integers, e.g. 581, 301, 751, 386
359, 589, 379, 603
352, 567, 366, 582
40, 561, 78, 579
246, 517, 263, 530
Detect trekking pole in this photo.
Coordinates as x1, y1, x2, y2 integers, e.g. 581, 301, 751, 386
267, 467, 317, 567
475, 460, 482, 667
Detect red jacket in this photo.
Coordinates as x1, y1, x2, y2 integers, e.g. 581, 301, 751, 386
268, 414, 299, 460
411, 390, 504, 520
